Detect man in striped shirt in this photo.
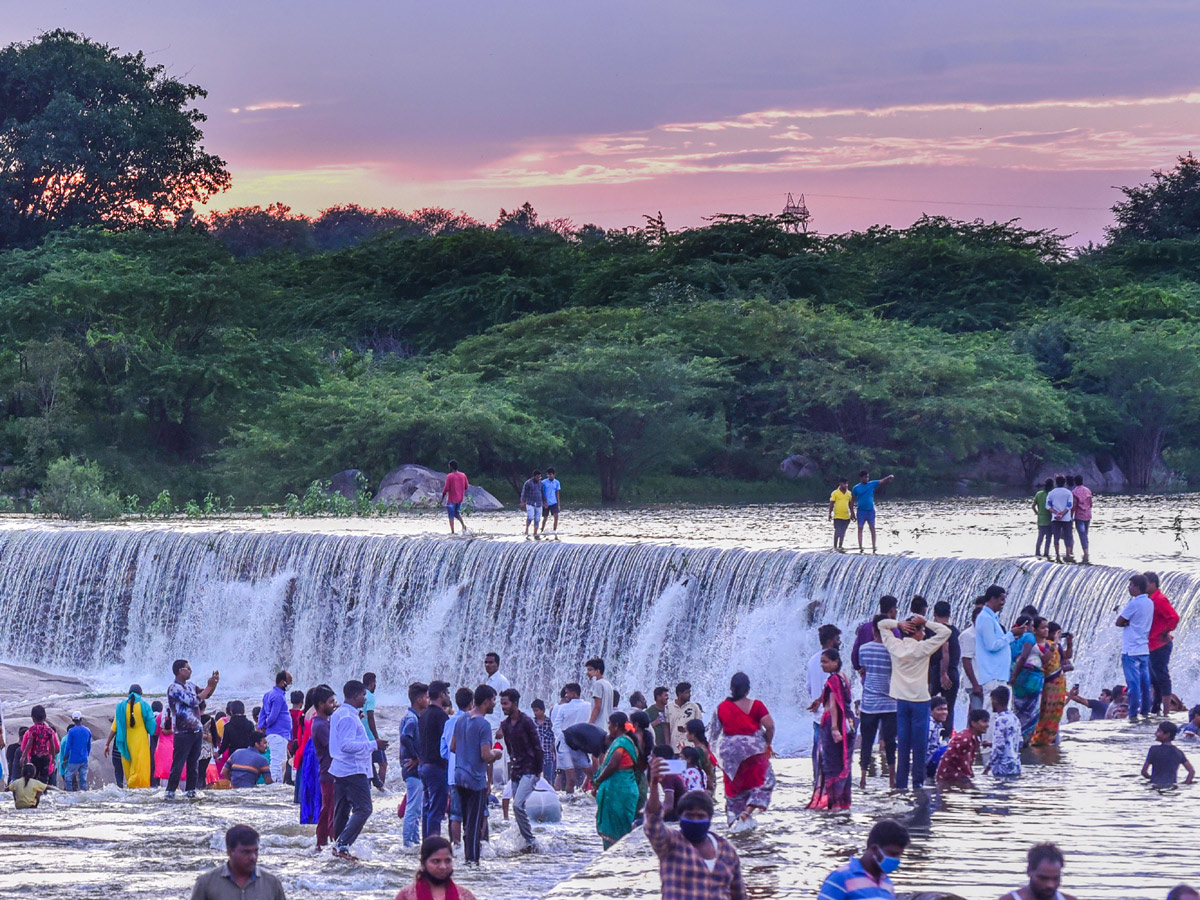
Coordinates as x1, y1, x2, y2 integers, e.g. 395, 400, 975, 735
857, 616, 897, 790
817, 818, 910, 900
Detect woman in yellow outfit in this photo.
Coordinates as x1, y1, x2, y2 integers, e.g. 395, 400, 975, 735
103, 684, 157, 788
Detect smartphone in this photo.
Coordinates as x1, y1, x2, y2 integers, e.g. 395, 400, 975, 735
662, 758, 686, 775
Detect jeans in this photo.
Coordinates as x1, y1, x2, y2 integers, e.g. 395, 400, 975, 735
1035, 524, 1052, 556
265, 733, 288, 783
419, 764, 449, 839
543, 757, 557, 788
333, 773, 373, 851
511, 772, 537, 844
457, 785, 489, 863
64, 761, 88, 791
858, 711, 897, 774
167, 730, 203, 793
403, 774, 424, 845
1122, 653, 1152, 719
895, 699, 931, 791
1149, 642, 1173, 714
1074, 519, 1090, 551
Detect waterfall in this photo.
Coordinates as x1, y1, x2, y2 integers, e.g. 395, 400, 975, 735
0, 527, 1194, 753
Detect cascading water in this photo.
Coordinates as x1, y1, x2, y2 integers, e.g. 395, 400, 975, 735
0, 527, 1194, 753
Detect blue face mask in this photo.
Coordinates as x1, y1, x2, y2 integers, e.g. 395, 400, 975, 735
679, 816, 711, 844
878, 851, 902, 875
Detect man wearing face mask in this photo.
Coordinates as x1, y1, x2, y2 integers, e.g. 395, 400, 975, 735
817, 818, 909, 899
645, 757, 745, 900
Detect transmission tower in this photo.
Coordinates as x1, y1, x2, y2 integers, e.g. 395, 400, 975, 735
781, 192, 811, 232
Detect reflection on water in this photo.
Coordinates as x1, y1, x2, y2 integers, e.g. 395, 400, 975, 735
4, 719, 1192, 899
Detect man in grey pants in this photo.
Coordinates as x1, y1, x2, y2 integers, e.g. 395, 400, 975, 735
499, 688, 542, 850
329, 679, 378, 860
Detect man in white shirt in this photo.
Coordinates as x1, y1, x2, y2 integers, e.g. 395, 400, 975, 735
959, 597, 986, 711
328, 679, 379, 860
806, 624, 842, 782
666, 682, 704, 753
484, 651, 511, 785
1045, 474, 1075, 562
1117, 573, 1155, 721
550, 682, 592, 793
877, 615, 951, 791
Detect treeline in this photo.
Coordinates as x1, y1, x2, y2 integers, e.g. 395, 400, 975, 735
3, 31, 1200, 508
3, 174, 1200, 506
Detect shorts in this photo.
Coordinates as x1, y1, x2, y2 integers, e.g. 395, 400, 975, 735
1052, 520, 1073, 542
525, 505, 542, 523
447, 502, 462, 519
858, 509, 876, 528
544, 503, 560, 515
833, 518, 850, 538
566, 749, 591, 770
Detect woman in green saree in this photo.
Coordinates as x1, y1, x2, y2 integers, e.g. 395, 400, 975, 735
593, 711, 640, 849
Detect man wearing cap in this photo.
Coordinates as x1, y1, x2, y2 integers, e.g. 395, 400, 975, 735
62, 711, 93, 791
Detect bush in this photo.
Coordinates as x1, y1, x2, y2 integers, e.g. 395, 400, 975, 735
35, 457, 123, 520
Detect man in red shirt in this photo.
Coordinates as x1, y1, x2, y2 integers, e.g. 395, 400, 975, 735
441, 459, 469, 534
1145, 571, 1181, 714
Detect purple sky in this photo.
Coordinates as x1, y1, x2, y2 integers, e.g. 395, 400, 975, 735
5, 2, 1200, 242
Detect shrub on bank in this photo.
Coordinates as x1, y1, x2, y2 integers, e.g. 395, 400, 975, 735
34, 457, 123, 520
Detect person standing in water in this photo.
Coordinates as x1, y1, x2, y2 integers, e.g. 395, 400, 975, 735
851, 470, 895, 553
817, 818, 910, 900
104, 685, 156, 788
394, 835, 478, 900
441, 459, 470, 534
166, 659, 220, 800
828, 477, 854, 552
329, 679, 379, 861
257, 670, 293, 785
1001, 842, 1078, 900
541, 467, 563, 534
520, 470, 544, 538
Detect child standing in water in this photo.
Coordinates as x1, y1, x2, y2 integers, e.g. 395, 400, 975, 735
1142, 722, 1195, 787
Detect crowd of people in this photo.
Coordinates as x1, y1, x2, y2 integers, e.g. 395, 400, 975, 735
4, 568, 1193, 899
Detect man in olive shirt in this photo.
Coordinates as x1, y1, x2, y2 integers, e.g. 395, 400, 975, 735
190, 825, 286, 900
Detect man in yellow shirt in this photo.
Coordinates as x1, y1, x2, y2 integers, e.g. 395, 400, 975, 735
828, 478, 855, 551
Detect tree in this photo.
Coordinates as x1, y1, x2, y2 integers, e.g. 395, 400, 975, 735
205, 203, 315, 257
1108, 153, 1200, 243
1064, 320, 1200, 489
0, 29, 230, 246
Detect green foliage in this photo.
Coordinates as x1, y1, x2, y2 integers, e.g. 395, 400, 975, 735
34, 456, 122, 519
1108, 153, 1200, 243
0, 30, 230, 247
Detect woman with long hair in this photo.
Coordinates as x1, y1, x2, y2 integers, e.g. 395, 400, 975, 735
103, 684, 156, 789
808, 649, 855, 810
1012, 617, 1047, 744
628, 709, 654, 813
296, 684, 335, 827
1031, 622, 1068, 746
713, 671, 775, 831
394, 835, 477, 900
592, 712, 640, 849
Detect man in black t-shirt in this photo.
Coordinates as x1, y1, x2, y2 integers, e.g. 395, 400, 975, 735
928, 600, 962, 738
418, 680, 451, 840
1142, 722, 1194, 786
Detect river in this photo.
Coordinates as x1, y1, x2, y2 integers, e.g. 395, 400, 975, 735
0, 495, 1196, 898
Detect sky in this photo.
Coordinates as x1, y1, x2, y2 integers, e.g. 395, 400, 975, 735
4, 1, 1200, 244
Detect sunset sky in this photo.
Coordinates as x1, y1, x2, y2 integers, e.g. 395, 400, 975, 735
4, 1, 1199, 243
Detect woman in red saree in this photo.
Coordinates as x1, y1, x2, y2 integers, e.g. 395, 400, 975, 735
808, 649, 854, 811
713, 672, 776, 831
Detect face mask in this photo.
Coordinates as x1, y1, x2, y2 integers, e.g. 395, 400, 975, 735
877, 851, 901, 875
678, 817, 711, 844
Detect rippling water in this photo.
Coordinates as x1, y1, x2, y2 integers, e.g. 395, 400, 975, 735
5, 718, 1192, 900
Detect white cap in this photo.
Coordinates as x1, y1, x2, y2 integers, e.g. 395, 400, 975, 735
71, 710, 83, 720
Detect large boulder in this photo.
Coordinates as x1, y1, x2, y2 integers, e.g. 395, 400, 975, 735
374, 464, 504, 510
327, 469, 365, 500
779, 454, 821, 479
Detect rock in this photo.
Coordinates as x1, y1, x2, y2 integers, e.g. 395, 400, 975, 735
327, 469, 365, 500
374, 464, 504, 510
779, 454, 821, 479
1032, 455, 1129, 492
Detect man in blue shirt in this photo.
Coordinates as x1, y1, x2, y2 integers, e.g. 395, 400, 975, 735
541, 467, 563, 534
851, 470, 895, 553
399, 681, 429, 847
257, 670, 292, 784
817, 817, 910, 899
62, 712, 92, 791
973, 584, 1012, 741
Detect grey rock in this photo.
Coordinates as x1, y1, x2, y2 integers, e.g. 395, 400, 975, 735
327, 469, 365, 500
779, 454, 821, 479
375, 464, 504, 510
